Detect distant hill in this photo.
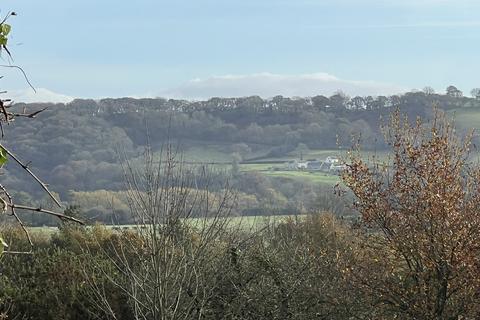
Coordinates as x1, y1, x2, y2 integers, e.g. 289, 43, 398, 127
2, 91, 480, 224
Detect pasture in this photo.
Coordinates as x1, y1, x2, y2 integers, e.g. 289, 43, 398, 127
28, 214, 309, 235
449, 108, 480, 131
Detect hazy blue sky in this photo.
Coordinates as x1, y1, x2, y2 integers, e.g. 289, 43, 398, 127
2, 0, 480, 102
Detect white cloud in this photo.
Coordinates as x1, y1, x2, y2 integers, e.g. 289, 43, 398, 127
0, 73, 408, 102
162, 72, 407, 99
6, 88, 74, 104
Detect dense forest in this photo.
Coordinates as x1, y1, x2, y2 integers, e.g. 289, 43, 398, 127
2, 89, 479, 225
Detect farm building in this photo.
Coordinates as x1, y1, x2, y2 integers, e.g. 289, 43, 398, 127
307, 160, 323, 171
284, 156, 344, 173
325, 156, 340, 165
330, 164, 347, 174
285, 160, 309, 170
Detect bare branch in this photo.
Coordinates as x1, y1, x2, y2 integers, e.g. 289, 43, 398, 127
0, 143, 61, 207
9, 204, 84, 224
10, 107, 48, 118
0, 11, 14, 26
0, 183, 33, 251
0, 100, 9, 122
0, 64, 36, 92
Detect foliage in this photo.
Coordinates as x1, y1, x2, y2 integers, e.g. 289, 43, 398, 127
0, 12, 14, 54
342, 109, 480, 319
0, 226, 129, 319
0, 147, 7, 168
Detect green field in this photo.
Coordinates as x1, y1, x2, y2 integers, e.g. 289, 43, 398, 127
435, 108, 480, 159
239, 163, 273, 171
144, 140, 395, 185
28, 214, 308, 234
261, 171, 341, 185
449, 108, 480, 131
180, 144, 233, 163
238, 147, 391, 185
252, 149, 342, 162
239, 160, 341, 185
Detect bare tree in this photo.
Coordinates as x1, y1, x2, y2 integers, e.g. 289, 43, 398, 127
471, 88, 480, 100
423, 86, 435, 95
83, 144, 246, 320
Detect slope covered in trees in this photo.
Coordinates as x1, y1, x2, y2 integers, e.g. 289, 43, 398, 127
2, 91, 479, 224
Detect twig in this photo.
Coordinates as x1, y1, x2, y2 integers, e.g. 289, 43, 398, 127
0, 64, 36, 92
0, 100, 8, 122
2, 99, 13, 108
11, 107, 47, 118
0, 143, 61, 207
0, 183, 33, 251
3, 251, 33, 255
0, 11, 14, 26
10, 204, 84, 225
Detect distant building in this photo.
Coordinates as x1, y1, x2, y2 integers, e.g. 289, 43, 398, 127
307, 160, 322, 171
330, 164, 347, 174
285, 160, 309, 170
325, 156, 340, 165
297, 161, 308, 170
285, 156, 343, 173
285, 161, 298, 170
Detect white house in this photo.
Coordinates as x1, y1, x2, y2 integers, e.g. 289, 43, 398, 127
297, 161, 308, 170
325, 156, 339, 165
285, 160, 309, 170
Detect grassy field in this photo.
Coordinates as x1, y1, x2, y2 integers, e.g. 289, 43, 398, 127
434, 108, 480, 159
239, 163, 273, 171
239, 148, 391, 185
239, 160, 341, 185
254, 149, 343, 162
28, 214, 308, 234
143, 140, 395, 185
448, 108, 480, 131
180, 145, 233, 163
261, 171, 341, 185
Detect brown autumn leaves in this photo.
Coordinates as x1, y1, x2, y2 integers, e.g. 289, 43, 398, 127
342, 109, 480, 319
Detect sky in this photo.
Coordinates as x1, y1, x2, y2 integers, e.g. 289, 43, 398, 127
1, 0, 480, 102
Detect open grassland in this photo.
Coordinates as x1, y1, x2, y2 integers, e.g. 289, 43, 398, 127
180, 144, 233, 163
28, 214, 309, 235
255, 149, 343, 162
139, 142, 395, 185
262, 171, 341, 185
150, 139, 277, 164
438, 108, 480, 160
239, 163, 273, 171
239, 148, 391, 185
239, 162, 341, 185
448, 108, 480, 131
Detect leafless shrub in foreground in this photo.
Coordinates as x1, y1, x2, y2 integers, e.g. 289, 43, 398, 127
84, 144, 247, 320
